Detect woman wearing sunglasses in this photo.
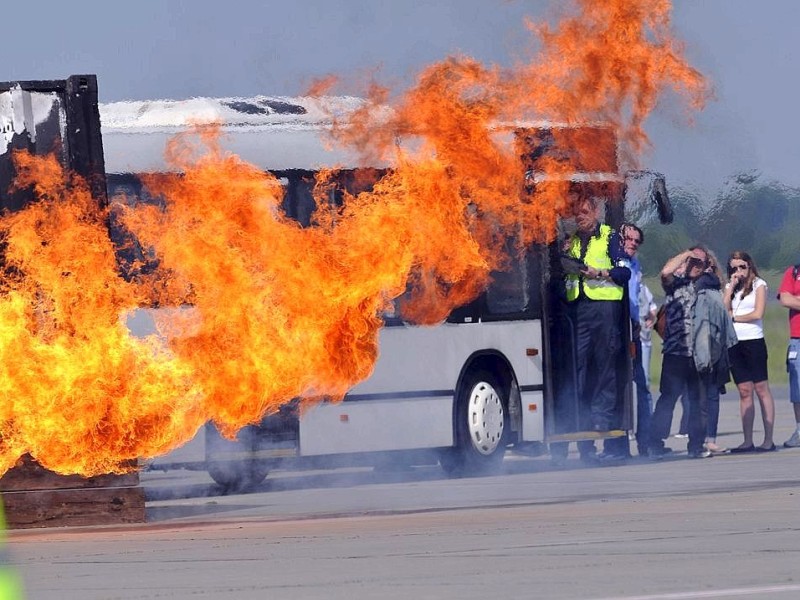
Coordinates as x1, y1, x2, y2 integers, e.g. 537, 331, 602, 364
723, 251, 776, 453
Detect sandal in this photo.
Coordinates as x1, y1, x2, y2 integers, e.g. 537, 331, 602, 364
704, 442, 729, 455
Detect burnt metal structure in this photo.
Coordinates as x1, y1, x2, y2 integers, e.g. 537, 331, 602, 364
0, 74, 108, 210
0, 75, 142, 528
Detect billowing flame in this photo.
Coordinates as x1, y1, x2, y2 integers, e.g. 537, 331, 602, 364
0, 152, 203, 476
0, 0, 708, 477
514, 0, 709, 154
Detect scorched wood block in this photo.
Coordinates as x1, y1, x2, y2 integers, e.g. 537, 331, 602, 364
0, 455, 145, 529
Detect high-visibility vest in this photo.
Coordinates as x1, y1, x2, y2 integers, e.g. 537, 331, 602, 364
564, 224, 624, 302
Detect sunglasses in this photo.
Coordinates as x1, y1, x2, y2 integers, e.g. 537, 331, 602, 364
729, 264, 749, 272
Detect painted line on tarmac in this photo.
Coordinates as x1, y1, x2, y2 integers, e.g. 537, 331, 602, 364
590, 583, 800, 599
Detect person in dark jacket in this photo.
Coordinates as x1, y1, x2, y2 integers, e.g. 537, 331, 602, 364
692, 250, 737, 454
649, 245, 712, 459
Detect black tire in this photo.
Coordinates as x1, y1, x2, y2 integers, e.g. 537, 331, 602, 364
205, 423, 269, 492
207, 459, 269, 493
440, 369, 509, 477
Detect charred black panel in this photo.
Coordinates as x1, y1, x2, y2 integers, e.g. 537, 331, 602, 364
0, 74, 107, 212
64, 75, 108, 207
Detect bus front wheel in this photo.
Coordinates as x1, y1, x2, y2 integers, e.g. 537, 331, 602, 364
440, 369, 508, 476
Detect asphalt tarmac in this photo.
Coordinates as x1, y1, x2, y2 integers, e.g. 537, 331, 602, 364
8, 389, 800, 600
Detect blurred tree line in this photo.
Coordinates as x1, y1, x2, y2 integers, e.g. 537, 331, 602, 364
635, 172, 800, 276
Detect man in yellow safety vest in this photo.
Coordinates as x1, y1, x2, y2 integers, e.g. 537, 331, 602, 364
552, 191, 631, 465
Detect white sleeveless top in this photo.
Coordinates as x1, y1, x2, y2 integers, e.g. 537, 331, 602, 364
729, 277, 767, 341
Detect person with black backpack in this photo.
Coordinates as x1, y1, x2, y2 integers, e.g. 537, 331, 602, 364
648, 245, 712, 459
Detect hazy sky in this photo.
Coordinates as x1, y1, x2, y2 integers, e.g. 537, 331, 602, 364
5, 0, 800, 192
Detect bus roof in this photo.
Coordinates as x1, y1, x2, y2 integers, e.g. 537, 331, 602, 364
99, 95, 373, 174
99, 95, 622, 182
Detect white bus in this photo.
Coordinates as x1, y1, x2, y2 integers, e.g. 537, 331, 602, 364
100, 95, 673, 489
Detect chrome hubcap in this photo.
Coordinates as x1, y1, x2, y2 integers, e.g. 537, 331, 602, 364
466, 381, 504, 455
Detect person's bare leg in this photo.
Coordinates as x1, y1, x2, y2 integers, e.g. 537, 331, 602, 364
754, 380, 775, 448
737, 381, 755, 448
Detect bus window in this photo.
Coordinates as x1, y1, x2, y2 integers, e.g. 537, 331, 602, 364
280, 174, 317, 227
486, 253, 528, 315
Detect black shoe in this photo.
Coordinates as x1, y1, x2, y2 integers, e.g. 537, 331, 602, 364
687, 449, 713, 459
648, 446, 673, 460
755, 444, 777, 453
598, 452, 628, 464
730, 444, 755, 454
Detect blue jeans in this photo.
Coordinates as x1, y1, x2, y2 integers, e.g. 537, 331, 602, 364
679, 395, 690, 435
641, 341, 653, 388
702, 373, 721, 439
650, 354, 706, 454
788, 339, 800, 404
676, 378, 717, 438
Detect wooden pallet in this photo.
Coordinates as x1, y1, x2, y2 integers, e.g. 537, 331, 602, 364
0, 455, 145, 529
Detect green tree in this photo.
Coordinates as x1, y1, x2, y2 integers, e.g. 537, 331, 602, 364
638, 172, 800, 274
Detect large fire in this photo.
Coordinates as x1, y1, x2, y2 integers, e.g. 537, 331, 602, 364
0, 0, 707, 477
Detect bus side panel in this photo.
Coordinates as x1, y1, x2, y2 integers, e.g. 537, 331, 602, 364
299, 319, 544, 456
354, 320, 543, 393
128, 308, 547, 458
299, 397, 453, 456
520, 390, 545, 442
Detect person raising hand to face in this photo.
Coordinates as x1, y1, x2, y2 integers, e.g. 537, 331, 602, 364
723, 251, 776, 453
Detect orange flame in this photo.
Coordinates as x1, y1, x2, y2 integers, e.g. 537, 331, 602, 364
0, 151, 203, 476
0, 0, 708, 477
515, 0, 709, 153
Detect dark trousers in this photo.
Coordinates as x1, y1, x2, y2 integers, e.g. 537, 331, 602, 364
571, 299, 622, 431
552, 299, 622, 459
679, 395, 690, 435
603, 336, 647, 458
650, 354, 707, 454
677, 378, 718, 438
703, 373, 721, 439
633, 339, 653, 452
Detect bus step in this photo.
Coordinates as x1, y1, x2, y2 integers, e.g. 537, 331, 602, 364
546, 430, 627, 442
